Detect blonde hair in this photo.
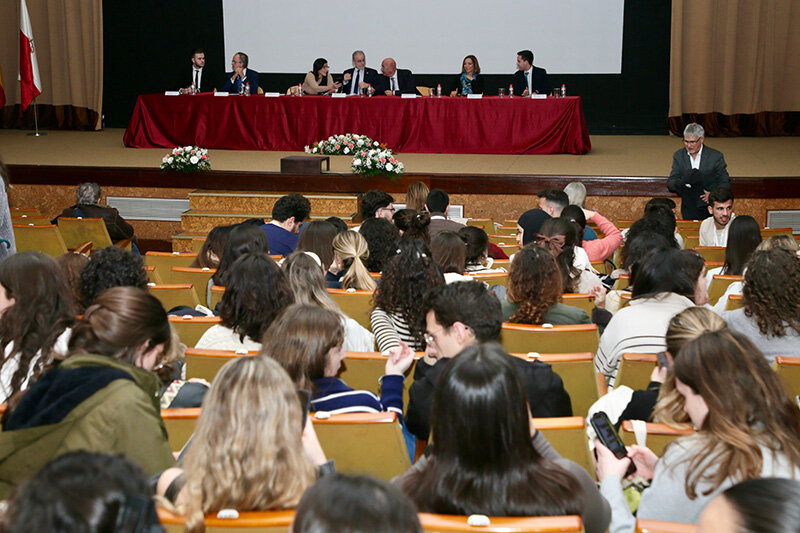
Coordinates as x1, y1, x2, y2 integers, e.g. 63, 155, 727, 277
406, 181, 429, 212
283, 251, 341, 314
755, 234, 799, 253
333, 231, 377, 291
653, 307, 727, 426
182, 357, 315, 532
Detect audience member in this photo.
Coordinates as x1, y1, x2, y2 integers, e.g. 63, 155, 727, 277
221, 51, 259, 94
606, 231, 674, 313
393, 208, 431, 244
324, 216, 348, 233
302, 57, 341, 95
0, 287, 176, 497
190, 224, 235, 269
78, 246, 148, 308
293, 473, 422, 533
512, 49, 550, 96
329, 230, 377, 290
622, 210, 680, 256
699, 478, 800, 533
451, 54, 484, 96
3, 451, 161, 533
377, 58, 420, 95
564, 181, 587, 208
596, 330, 800, 528
405, 281, 571, 441
263, 304, 413, 414
667, 122, 730, 220
723, 249, 800, 364
425, 189, 465, 238
52, 183, 135, 245
0, 157, 15, 259
360, 189, 395, 221
359, 217, 400, 273
0, 252, 76, 403
283, 251, 374, 351
260, 193, 311, 256
54, 252, 89, 312
180, 48, 216, 93
561, 205, 622, 261
538, 189, 569, 218
638, 199, 684, 248
211, 223, 269, 287
705, 215, 761, 282
296, 220, 338, 272
458, 226, 505, 273
397, 343, 608, 532
595, 248, 697, 385
699, 188, 736, 246
516, 208, 551, 246
156, 356, 324, 529
195, 254, 293, 350
341, 50, 380, 96
535, 218, 601, 293
404, 181, 429, 212
371, 239, 444, 352
430, 232, 470, 284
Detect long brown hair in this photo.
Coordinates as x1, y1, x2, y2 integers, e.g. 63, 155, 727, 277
405, 181, 429, 212
742, 249, 800, 338
332, 231, 377, 291
672, 330, 800, 499
507, 246, 562, 324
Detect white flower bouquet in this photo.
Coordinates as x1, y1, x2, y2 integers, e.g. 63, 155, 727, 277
160, 146, 211, 172
304, 133, 374, 156
351, 147, 404, 178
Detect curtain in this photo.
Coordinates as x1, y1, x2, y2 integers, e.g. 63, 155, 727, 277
669, 0, 800, 136
0, 0, 103, 130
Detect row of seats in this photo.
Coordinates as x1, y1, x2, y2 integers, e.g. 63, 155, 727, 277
13, 217, 133, 256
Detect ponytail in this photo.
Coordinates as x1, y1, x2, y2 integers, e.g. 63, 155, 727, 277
334, 231, 377, 291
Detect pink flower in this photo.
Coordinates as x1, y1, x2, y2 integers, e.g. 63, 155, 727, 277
335, 144, 341, 149
380, 157, 386, 163
191, 149, 196, 154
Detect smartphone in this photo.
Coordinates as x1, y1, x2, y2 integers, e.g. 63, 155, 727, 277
296, 389, 311, 431
590, 411, 636, 477
656, 351, 669, 369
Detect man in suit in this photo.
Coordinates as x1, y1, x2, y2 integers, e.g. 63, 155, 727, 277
425, 189, 465, 238
178, 48, 217, 93
667, 123, 730, 220
376, 58, 420, 96
512, 49, 551, 96
341, 50, 380, 95
221, 52, 259, 94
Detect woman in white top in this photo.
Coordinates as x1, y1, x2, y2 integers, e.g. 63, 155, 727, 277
0, 251, 76, 402
196, 253, 294, 350
301, 58, 342, 95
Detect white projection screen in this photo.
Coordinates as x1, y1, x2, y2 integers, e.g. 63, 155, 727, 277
222, 0, 624, 75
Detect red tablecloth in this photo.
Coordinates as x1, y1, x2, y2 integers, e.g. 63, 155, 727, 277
123, 94, 591, 154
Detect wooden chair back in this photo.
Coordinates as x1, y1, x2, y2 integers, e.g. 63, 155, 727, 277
613, 274, 630, 291
191, 236, 206, 253
168, 315, 222, 347
466, 218, 495, 234
312, 412, 411, 481
143, 265, 164, 285
327, 289, 374, 331
708, 275, 743, 306
13, 224, 68, 256
761, 227, 793, 238
57, 217, 130, 251
676, 220, 701, 230
496, 243, 520, 255
533, 417, 595, 479
773, 356, 800, 398
144, 252, 198, 284
10, 215, 49, 225
420, 513, 584, 533
161, 407, 200, 451
589, 260, 607, 275
616, 219, 635, 230
467, 271, 509, 288
338, 351, 420, 412
487, 233, 518, 245
682, 234, 699, 250
561, 293, 594, 315
620, 421, 694, 456
694, 246, 726, 263
615, 353, 657, 391
725, 294, 743, 311
209, 285, 225, 309
495, 225, 518, 235
501, 323, 599, 354
619, 292, 632, 309
171, 267, 217, 306
185, 348, 258, 382
10, 207, 41, 217
636, 519, 697, 533
158, 508, 294, 533
149, 284, 201, 312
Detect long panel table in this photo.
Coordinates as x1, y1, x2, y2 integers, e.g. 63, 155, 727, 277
123, 93, 591, 155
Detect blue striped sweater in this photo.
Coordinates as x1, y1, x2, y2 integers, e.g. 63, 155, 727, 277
311, 375, 404, 416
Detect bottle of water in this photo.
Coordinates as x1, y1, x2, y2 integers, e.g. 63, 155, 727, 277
190, 81, 196, 95
244, 83, 250, 96
509, 84, 514, 98
561, 84, 566, 97
238, 82, 244, 96
298, 83, 303, 97
436, 84, 441, 97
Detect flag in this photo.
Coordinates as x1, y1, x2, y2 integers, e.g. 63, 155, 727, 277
0, 64, 6, 108
19, 0, 41, 110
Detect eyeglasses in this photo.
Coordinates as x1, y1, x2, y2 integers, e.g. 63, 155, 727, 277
424, 326, 445, 347
683, 139, 700, 145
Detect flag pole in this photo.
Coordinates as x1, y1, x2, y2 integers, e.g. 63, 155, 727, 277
26, 96, 45, 137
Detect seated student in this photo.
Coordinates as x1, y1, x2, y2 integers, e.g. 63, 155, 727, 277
595, 248, 697, 385
328, 230, 377, 290
0, 287, 176, 498
359, 217, 400, 273
620, 198, 684, 248
296, 220, 338, 273
54, 251, 89, 312
3, 451, 162, 533
596, 330, 800, 529
156, 356, 326, 526
425, 189, 465, 238
405, 181, 429, 213
393, 208, 431, 245
515, 208, 551, 247
704, 215, 761, 285
371, 239, 445, 352
723, 249, 800, 364
561, 205, 622, 262
190, 224, 235, 269
262, 304, 414, 414
699, 188, 736, 247
52, 182, 134, 245
699, 478, 800, 533
535, 218, 602, 293
359, 189, 395, 223
79, 246, 148, 308
431, 231, 471, 284
293, 473, 422, 533
405, 281, 572, 441
458, 226, 506, 273
396, 343, 609, 533
325, 216, 348, 234
195, 253, 294, 350
0, 252, 75, 404
260, 193, 311, 256
283, 251, 374, 352
606, 231, 675, 314
210, 222, 269, 288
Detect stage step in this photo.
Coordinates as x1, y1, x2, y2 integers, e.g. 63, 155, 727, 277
188, 190, 358, 218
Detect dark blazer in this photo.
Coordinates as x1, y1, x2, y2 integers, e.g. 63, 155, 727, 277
340, 66, 380, 94
513, 66, 551, 96
375, 69, 421, 95
181, 68, 218, 93
667, 145, 730, 220
453, 74, 484, 95
221, 68, 260, 93
52, 204, 134, 243
405, 353, 573, 440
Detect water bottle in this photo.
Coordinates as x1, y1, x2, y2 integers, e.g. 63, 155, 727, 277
509, 84, 514, 98
190, 81, 196, 95
298, 83, 303, 97
238, 82, 244, 96
244, 83, 250, 96
436, 84, 442, 97
561, 84, 566, 97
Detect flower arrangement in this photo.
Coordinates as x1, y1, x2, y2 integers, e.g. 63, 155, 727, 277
160, 146, 211, 172
305, 133, 404, 178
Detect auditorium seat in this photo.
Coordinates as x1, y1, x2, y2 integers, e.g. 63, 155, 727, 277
144, 251, 198, 284
615, 353, 658, 391
312, 412, 410, 481
161, 407, 201, 451
13, 224, 91, 257
501, 323, 599, 354
338, 351, 419, 410
466, 218, 495, 234
616, 219, 635, 230
157, 507, 294, 533
492, 258, 511, 268
57, 217, 132, 252
168, 315, 222, 347
533, 417, 595, 479
487, 233, 518, 246
495, 225, 518, 235
419, 513, 584, 533
760, 227, 793, 238
725, 294, 743, 311
143, 265, 164, 284
620, 421, 694, 456
561, 293, 594, 314
149, 284, 201, 312
171, 266, 217, 306
676, 220, 701, 230
589, 261, 607, 275
327, 288, 374, 331
694, 246, 725, 263
773, 356, 800, 397
467, 271, 509, 288
619, 292, 632, 309
10, 215, 49, 225
613, 273, 630, 291
10, 207, 41, 217
191, 236, 206, 253
707, 274, 743, 306
209, 285, 225, 310
496, 243, 519, 255
185, 348, 258, 382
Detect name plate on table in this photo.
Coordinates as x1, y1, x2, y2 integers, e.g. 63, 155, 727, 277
467, 94, 483, 99
164, 91, 180, 96
331, 93, 347, 98
531, 94, 547, 99
214, 92, 229, 96
263, 92, 281, 97
401, 93, 418, 99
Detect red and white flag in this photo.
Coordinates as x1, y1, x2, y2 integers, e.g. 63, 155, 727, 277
19, 0, 41, 110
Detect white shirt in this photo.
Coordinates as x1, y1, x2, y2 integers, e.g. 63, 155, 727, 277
525, 67, 533, 93
195, 324, 262, 351
1, 328, 72, 402
191, 67, 203, 90
689, 145, 703, 169
350, 68, 365, 95
390, 74, 399, 92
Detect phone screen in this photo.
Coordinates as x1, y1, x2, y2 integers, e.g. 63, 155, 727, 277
590, 412, 636, 477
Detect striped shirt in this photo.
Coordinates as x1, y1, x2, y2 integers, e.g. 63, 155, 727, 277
370, 307, 422, 352
311, 375, 404, 416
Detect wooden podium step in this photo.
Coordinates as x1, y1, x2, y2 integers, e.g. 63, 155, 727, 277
188, 190, 358, 217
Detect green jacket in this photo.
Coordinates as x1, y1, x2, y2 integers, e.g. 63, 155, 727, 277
0, 353, 175, 498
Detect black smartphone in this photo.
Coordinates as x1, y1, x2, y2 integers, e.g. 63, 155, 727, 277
656, 351, 669, 369
590, 411, 636, 477
297, 389, 311, 431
